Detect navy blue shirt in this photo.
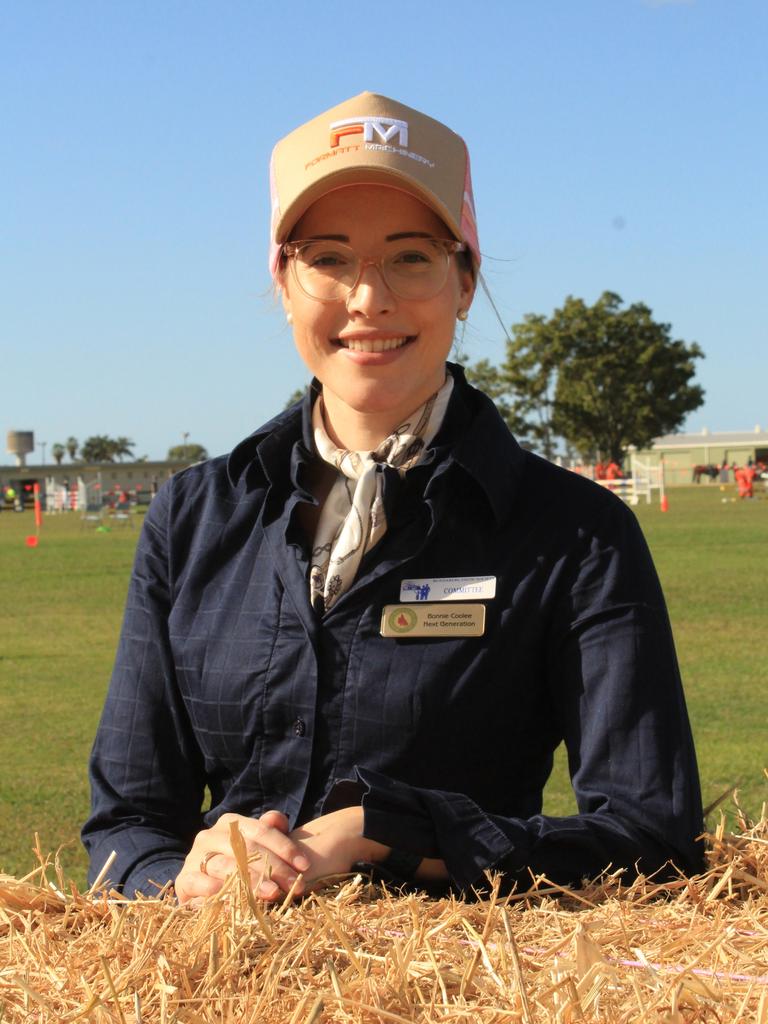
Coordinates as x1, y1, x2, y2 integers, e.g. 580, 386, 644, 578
82, 366, 703, 896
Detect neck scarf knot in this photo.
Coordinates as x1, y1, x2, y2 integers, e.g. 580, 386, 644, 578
310, 375, 454, 612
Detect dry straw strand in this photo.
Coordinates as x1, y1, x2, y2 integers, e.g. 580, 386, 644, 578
2, 801, 768, 1022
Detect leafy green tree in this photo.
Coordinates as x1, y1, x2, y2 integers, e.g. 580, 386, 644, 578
285, 387, 307, 409
460, 354, 555, 454
79, 435, 138, 462
65, 436, 78, 461
51, 443, 66, 466
112, 436, 136, 462
80, 436, 115, 462
167, 443, 209, 463
466, 292, 704, 463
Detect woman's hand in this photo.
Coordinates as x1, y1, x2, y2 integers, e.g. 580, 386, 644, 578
175, 809, 311, 904
176, 806, 395, 905
287, 806, 390, 889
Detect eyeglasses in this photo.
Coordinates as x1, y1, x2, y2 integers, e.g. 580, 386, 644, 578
282, 237, 465, 302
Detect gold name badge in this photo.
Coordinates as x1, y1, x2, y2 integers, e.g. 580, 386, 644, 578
380, 603, 486, 638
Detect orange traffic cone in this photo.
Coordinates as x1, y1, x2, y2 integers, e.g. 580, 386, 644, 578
660, 495, 669, 512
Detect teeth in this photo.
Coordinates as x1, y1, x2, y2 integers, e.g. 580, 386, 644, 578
342, 337, 409, 353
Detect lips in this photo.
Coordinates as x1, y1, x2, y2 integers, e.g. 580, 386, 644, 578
336, 336, 412, 353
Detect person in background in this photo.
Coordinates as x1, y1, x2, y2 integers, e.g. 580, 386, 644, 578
735, 464, 757, 499
83, 92, 704, 903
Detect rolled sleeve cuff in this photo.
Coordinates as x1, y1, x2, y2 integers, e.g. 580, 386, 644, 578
122, 857, 184, 899
355, 767, 520, 891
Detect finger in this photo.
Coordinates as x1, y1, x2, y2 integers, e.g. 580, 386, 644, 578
197, 846, 297, 897
207, 839, 304, 896
259, 809, 290, 833
194, 835, 303, 895
247, 852, 306, 898
201, 853, 236, 880
175, 870, 226, 904
234, 819, 311, 874
256, 878, 282, 900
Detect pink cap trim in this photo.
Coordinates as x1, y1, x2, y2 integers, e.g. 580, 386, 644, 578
460, 147, 481, 269
268, 151, 282, 278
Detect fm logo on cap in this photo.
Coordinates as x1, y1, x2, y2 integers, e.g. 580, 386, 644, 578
330, 116, 409, 149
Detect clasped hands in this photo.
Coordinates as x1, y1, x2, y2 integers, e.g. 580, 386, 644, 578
175, 806, 390, 905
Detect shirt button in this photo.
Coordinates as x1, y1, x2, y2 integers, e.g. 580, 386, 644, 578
292, 718, 306, 737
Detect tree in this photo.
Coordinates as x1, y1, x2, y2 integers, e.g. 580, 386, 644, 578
66, 436, 78, 461
466, 292, 704, 463
460, 353, 557, 456
112, 436, 136, 462
79, 435, 139, 463
285, 387, 307, 409
168, 443, 209, 463
51, 443, 66, 465
80, 436, 115, 463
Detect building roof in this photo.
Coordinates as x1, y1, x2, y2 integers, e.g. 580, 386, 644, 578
647, 427, 768, 449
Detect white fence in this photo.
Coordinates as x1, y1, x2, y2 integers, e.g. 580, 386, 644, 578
573, 457, 666, 507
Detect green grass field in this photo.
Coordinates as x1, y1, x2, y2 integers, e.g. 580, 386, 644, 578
1, 485, 766, 884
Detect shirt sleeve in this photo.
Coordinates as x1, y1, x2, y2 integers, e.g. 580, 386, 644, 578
81, 482, 206, 897
356, 498, 704, 893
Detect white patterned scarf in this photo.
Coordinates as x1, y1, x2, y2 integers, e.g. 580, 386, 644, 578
310, 375, 454, 612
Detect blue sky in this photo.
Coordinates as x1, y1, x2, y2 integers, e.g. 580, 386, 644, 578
2, 0, 766, 462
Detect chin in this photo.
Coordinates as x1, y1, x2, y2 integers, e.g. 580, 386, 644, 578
347, 386, 406, 415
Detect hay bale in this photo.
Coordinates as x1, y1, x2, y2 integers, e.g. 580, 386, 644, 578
1, 817, 767, 1022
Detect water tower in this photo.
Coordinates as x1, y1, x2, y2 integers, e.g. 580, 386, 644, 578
7, 431, 34, 467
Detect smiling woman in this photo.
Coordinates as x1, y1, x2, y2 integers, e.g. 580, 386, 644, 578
280, 184, 473, 447
82, 92, 704, 905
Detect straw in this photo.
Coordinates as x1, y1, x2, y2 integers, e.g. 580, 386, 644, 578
1, 801, 768, 1021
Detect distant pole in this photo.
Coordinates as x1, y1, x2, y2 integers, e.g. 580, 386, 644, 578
182, 431, 190, 460
660, 456, 669, 512
39, 440, 47, 466
33, 482, 42, 529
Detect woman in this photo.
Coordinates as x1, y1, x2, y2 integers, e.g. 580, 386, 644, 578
83, 92, 703, 902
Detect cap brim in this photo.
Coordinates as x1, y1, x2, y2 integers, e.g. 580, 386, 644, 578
274, 166, 463, 245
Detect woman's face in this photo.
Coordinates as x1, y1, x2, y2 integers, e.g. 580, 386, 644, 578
280, 184, 474, 431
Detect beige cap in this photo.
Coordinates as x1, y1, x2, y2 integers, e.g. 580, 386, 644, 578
269, 91, 479, 276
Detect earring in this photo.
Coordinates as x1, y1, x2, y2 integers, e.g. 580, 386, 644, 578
286, 312, 293, 325
457, 309, 468, 322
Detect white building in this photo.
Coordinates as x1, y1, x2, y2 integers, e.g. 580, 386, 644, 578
631, 427, 768, 486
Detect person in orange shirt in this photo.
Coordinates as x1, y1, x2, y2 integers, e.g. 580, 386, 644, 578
735, 465, 757, 499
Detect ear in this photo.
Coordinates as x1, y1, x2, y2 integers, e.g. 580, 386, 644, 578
458, 267, 476, 311
280, 277, 294, 321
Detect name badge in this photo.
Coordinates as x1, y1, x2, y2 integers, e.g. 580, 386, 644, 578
399, 575, 496, 602
380, 603, 486, 638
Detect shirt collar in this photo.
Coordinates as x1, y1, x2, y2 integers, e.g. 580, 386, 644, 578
226, 365, 524, 524
226, 380, 318, 487
437, 363, 525, 524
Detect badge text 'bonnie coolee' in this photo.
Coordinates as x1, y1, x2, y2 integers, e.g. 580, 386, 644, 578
380, 603, 486, 638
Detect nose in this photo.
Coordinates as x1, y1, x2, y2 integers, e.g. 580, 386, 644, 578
345, 260, 396, 317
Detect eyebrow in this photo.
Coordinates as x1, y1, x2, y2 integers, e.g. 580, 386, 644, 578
386, 232, 435, 242
302, 231, 435, 243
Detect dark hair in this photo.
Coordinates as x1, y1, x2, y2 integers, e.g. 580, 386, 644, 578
456, 245, 476, 281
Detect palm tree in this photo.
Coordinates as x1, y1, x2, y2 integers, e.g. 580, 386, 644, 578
66, 437, 79, 461
51, 443, 66, 465
112, 437, 136, 462
80, 436, 115, 463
